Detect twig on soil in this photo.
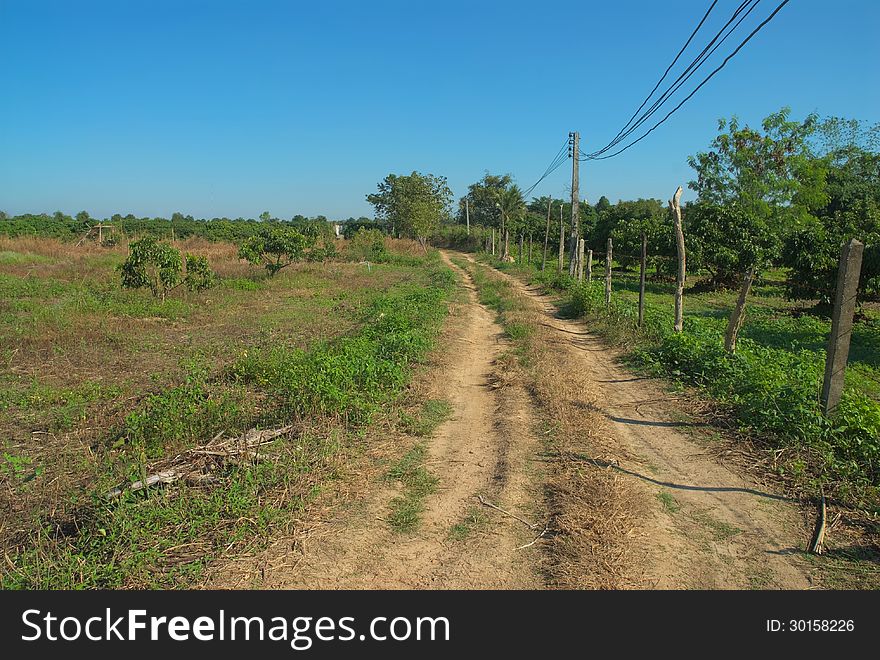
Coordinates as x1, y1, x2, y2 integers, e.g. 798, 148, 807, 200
517, 525, 549, 550
477, 495, 540, 531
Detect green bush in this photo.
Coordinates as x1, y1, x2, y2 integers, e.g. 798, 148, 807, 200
119, 236, 216, 299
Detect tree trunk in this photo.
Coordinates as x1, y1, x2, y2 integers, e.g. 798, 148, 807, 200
670, 186, 685, 333
503, 229, 510, 261
724, 266, 756, 354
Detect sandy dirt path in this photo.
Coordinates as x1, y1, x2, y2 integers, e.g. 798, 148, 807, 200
491, 260, 814, 589
235, 252, 545, 589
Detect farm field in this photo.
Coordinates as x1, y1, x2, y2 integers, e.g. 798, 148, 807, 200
0, 235, 454, 588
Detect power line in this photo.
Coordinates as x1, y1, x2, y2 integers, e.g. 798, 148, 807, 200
520, 137, 570, 199
587, 0, 790, 161
584, 0, 758, 160
598, 0, 720, 156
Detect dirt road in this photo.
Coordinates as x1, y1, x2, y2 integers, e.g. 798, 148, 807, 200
213, 252, 814, 590
227, 252, 545, 588
496, 260, 814, 589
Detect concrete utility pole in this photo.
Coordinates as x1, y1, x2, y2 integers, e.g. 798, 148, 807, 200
465, 198, 470, 235
822, 238, 865, 414
568, 131, 580, 277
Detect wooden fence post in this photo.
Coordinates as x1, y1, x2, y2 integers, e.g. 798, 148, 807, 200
639, 232, 646, 328
492, 228, 496, 256
577, 239, 585, 281
821, 238, 865, 414
519, 234, 524, 264
670, 186, 685, 333
605, 238, 613, 307
542, 199, 552, 271
528, 235, 532, 265
557, 208, 564, 273
586, 249, 592, 283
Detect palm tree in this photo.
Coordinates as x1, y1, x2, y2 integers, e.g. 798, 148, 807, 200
497, 184, 525, 260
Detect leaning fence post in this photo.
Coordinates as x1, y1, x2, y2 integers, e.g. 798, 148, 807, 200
821, 238, 864, 414
586, 249, 592, 283
670, 186, 685, 333
604, 238, 613, 307
639, 232, 647, 328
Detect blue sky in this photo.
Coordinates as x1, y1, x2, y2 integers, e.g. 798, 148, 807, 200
1, 0, 878, 220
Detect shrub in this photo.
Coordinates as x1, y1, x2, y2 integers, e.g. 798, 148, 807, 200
119, 236, 216, 300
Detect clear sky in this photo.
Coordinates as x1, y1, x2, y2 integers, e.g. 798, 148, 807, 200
1, 0, 878, 220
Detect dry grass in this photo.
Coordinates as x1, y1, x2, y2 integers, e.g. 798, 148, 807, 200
459, 257, 644, 589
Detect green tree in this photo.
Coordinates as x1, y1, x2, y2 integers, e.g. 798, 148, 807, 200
457, 173, 512, 229
238, 224, 315, 276
784, 118, 880, 306
119, 236, 216, 300
687, 108, 825, 352
367, 171, 452, 251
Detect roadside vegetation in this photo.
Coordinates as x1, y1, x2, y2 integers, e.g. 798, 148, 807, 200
434, 110, 880, 513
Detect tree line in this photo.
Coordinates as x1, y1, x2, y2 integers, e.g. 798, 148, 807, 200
448, 110, 880, 311
0, 210, 375, 243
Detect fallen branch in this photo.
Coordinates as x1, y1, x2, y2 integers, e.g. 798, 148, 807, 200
477, 494, 540, 531
517, 525, 549, 550
106, 470, 179, 498
105, 425, 293, 499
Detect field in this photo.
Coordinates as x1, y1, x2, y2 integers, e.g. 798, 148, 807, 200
0, 235, 453, 588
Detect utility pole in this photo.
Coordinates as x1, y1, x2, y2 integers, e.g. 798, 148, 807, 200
568, 131, 580, 277
465, 198, 470, 236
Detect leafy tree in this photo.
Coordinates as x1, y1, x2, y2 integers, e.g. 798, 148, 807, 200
119, 236, 216, 300
600, 199, 672, 273
238, 224, 315, 276
784, 118, 880, 306
347, 227, 389, 262
595, 196, 611, 215
367, 171, 452, 251
687, 108, 825, 351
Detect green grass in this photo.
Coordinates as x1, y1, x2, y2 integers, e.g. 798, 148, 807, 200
656, 490, 681, 514
692, 510, 742, 542
448, 507, 490, 541
386, 443, 439, 533
399, 399, 453, 437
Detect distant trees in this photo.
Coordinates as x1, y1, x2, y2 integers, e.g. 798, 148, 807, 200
119, 236, 215, 300
457, 173, 512, 229
367, 171, 452, 251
